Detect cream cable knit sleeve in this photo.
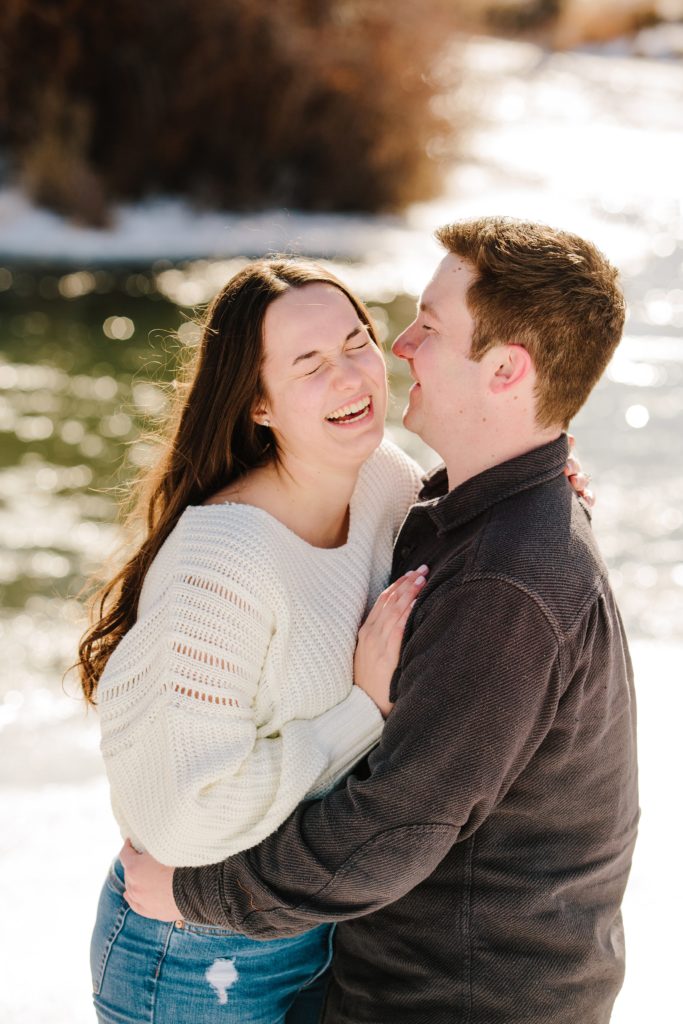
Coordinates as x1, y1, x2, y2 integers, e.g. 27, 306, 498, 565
97, 439, 423, 867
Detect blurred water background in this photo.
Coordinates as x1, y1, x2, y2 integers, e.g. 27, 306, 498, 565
1, 13, 682, 1024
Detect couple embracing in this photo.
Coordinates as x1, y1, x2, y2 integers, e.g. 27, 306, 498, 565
80, 216, 638, 1024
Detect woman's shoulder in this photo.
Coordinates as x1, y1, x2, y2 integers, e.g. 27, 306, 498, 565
180, 502, 286, 566
142, 503, 285, 602
108, 506, 282, 672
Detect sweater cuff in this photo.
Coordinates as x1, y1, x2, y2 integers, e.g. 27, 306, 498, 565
307, 685, 384, 796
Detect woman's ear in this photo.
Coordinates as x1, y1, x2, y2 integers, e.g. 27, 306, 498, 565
489, 344, 532, 394
252, 404, 271, 428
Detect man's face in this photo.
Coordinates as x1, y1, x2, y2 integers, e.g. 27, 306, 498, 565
392, 254, 491, 454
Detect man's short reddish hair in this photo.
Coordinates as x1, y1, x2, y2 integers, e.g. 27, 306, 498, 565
435, 217, 626, 428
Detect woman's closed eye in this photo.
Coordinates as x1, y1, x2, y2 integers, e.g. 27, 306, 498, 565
302, 338, 370, 375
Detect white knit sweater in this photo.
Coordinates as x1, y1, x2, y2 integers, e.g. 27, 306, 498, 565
97, 439, 423, 866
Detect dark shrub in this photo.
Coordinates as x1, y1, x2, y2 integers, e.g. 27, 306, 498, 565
483, 1, 563, 34
0, 0, 458, 223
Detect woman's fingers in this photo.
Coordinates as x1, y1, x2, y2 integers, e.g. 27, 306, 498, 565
563, 455, 581, 478
385, 566, 428, 599
354, 568, 428, 719
382, 568, 427, 613
378, 574, 427, 639
393, 572, 427, 612
561, 437, 596, 505
570, 471, 589, 493
366, 566, 428, 621
394, 593, 419, 633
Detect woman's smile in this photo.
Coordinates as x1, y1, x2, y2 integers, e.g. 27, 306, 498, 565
325, 394, 374, 427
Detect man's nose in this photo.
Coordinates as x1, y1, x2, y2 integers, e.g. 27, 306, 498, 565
392, 326, 416, 360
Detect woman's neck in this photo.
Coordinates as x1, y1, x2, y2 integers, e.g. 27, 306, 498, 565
213, 453, 360, 549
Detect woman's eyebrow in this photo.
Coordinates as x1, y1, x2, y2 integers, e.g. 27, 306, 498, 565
291, 325, 362, 366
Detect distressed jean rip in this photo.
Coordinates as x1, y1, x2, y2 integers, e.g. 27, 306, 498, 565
205, 958, 239, 1005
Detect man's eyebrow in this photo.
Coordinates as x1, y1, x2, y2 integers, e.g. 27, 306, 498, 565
291, 325, 363, 365
419, 301, 441, 322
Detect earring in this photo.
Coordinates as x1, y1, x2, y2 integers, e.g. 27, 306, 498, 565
261, 419, 270, 428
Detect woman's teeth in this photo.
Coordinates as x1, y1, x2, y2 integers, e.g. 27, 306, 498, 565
325, 397, 372, 423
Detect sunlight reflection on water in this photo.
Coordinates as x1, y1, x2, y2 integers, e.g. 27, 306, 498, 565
0, 304, 680, 720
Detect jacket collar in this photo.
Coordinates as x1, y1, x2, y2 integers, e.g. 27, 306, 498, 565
418, 434, 570, 534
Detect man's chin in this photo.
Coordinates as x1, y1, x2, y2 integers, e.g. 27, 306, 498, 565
402, 404, 420, 436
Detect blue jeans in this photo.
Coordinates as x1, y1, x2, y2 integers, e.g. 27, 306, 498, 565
90, 859, 334, 1024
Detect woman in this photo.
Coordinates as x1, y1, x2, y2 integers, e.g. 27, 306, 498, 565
81, 259, 428, 1024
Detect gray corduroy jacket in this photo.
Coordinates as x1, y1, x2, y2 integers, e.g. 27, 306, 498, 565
175, 435, 639, 1024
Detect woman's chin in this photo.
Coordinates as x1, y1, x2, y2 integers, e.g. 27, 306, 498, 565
326, 423, 385, 467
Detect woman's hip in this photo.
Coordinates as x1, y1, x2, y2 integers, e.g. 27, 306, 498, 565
90, 858, 334, 1023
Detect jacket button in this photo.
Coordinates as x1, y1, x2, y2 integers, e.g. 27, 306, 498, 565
175, 920, 185, 929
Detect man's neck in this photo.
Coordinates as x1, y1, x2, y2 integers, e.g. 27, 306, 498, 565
442, 427, 562, 492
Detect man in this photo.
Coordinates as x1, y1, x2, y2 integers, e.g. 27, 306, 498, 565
125, 218, 638, 1023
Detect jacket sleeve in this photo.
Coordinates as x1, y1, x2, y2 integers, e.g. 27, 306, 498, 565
98, 539, 383, 867
173, 576, 563, 931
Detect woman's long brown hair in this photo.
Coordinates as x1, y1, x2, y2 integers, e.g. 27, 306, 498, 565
77, 258, 379, 703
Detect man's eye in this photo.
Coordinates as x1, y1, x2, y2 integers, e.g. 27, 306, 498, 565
350, 340, 370, 350
304, 364, 323, 377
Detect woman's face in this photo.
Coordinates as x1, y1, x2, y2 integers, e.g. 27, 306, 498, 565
259, 283, 388, 472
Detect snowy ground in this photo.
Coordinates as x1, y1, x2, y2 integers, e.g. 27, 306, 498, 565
1, 32, 682, 1024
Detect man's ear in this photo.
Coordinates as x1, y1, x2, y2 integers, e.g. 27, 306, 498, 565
489, 344, 532, 394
